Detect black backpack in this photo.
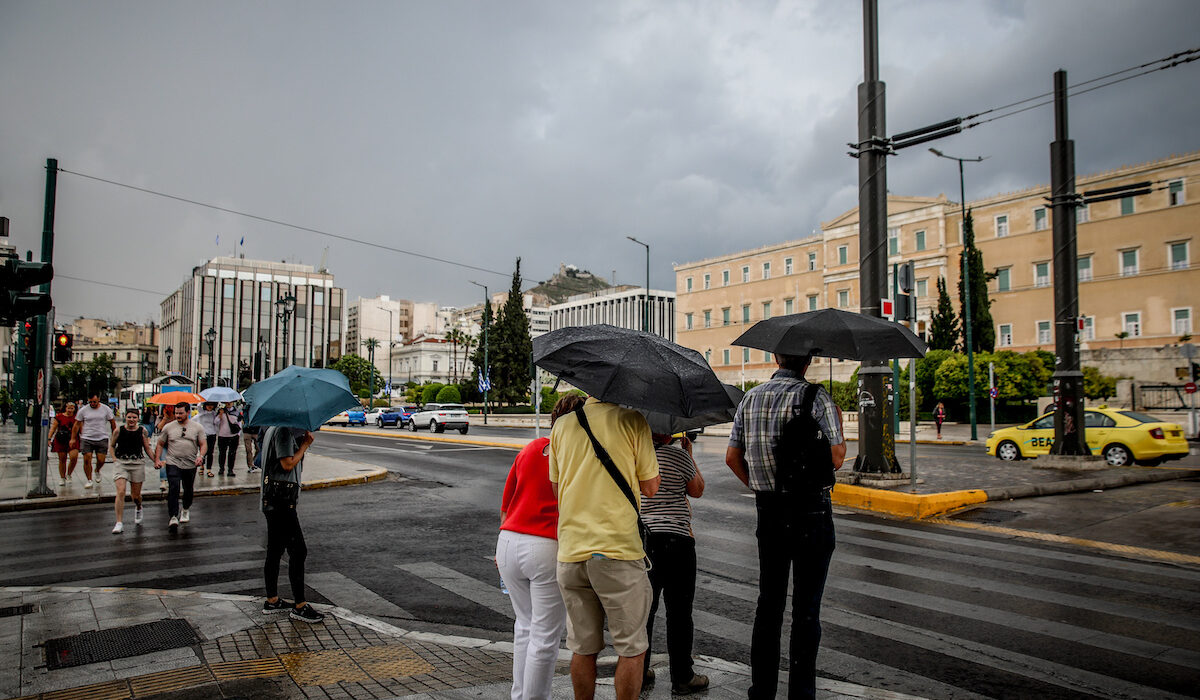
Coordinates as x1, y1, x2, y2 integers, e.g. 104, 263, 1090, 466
773, 383, 835, 495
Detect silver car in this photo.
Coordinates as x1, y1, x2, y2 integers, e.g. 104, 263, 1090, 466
408, 403, 470, 434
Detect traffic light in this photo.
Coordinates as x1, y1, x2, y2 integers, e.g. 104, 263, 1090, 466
53, 332, 73, 363
0, 255, 53, 324
1192, 362, 1199, 382
21, 320, 33, 357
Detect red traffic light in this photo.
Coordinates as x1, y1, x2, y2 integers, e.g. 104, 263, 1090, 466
55, 332, 70, 347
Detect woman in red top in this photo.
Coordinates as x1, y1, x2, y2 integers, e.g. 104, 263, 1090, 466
496, 394, 584, 700
48, 402, 80, 485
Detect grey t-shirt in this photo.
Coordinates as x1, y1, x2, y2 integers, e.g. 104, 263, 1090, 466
261, 426, 302, 486
158, 419, 206, 469
76, 404, 115, 441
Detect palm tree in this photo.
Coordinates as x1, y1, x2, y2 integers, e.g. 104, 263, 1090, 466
446, 329, 462, 384
1114, 331, 1129, 349
362, 338, 381, 400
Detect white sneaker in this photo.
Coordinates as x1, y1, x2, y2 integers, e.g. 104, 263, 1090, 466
134, 506, 144, 524
179, 508, 190, 523
84, 481, 93, 489
168, 516, 179, 531
59, 478, 66, 486
112, 522, 123, 534
95, 474, 103, 484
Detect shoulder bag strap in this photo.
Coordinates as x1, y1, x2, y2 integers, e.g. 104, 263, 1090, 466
800, 381, 819, 420
573, 405, 640, 514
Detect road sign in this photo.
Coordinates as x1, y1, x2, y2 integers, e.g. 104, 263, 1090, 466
1186, 382, 1197, 394
36, 369, 44, 403
989, 386, 999, 399
881, 298, 894, 320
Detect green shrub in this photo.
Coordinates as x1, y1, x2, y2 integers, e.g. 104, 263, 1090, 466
435, 385, 461, 403
421, 383, 445, 404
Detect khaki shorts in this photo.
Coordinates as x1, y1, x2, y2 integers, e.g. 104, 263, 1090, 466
557, 557, 651, 657
111, 460, 145, 484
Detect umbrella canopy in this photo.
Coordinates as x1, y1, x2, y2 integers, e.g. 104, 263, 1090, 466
199, 386, 241, 403
732, 308, 927, 361
636, 383, 744, 435
145, 391, 205, 405
533, 325, 732, 418
242, 366, 361, 431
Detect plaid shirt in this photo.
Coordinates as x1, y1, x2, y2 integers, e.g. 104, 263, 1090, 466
728, 369, 844, 492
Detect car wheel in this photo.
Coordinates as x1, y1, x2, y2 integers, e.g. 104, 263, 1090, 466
376, 419, 382, 427
1103, 443, 1132, 467
432, 420, 444, 433
996, 440, 1021, 461
409, 419, 418, 432
459, 426, 469, 435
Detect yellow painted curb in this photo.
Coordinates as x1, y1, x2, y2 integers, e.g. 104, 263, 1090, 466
831, 484, 988, 519
322, 426, 526, 451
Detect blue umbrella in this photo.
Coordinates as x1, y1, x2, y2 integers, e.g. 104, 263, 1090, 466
242, 366, 361, 431
199, 386, 241, 403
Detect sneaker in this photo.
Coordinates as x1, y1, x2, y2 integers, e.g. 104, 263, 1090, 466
168, 516, 179, 532
134, 505, 144, 524
59, 478, 67, 486
290, 604, 325, 624
160, 483, 168, 492
671, 675, 709, 696
642, 668, 655, 688
111, 521, 123, 534
263, 598, 293, 614
179, 508, 190, 523
84, 481, 93, 489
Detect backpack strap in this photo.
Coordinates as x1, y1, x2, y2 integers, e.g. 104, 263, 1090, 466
573, 405, 640, 514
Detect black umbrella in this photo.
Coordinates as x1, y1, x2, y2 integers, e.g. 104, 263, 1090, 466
533, 325, 733, 417
732, 308, 927, 361
635, 383, 744, 435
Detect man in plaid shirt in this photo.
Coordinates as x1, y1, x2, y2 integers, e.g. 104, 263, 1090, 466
726, 353, 845, 700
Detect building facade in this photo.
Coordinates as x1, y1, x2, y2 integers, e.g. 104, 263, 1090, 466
159, 256, 345, 388
548, 286, 676, 341
345, 295, 408, 379
69, 343, 159, 389
389, 335, 470, 387
675, 151, 1199, 384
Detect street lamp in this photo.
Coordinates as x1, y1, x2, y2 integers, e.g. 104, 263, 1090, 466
930, 148, 987, 441
205, 327, 217, 390
123, 366, 130, 383
469, 280, 490, 425
165, 346, 173, 375
626, 236, 650, 333
275, 293, 296, 370
378, 306, 395, 398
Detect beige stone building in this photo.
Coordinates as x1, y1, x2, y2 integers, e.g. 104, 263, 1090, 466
676, 151, 1199, 384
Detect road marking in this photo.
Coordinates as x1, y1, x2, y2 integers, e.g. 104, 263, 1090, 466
347, 441, 433, 451
4, 546, 265, 583
395, 562, 513, 618
307, 571, 412, 620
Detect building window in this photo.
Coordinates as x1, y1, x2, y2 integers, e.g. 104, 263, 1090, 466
1037, 320, 1052, 344
808, 252, 817, 271
703, 273, 711, 290
703, 310, 711, 328
1033, 207, 1048, 231
1170, 241, 1189, 270
837, 290, 849, 308
722, 269, 730, 286
996, 268, 1011, 292
1123, 312, 1141, 337
888, 227, 900, 256
1076, 205, 1089, 224
742, 304, 751, 324
995, 214, 1009, 238
914, 230, 926, 251
999, 324, 1013, 347
722, 308, 730, 326
1121, 249, 1139, 276
1078, 255, 1092, 282
686, 277, 693, 293
1081, 316, 1094, 341
762, 262, 771, 279
838, 246, 848, 265
1120, 196, 1135, 216
916, 279, 928, 298
723, 349, 730, 365
743, 348, 750, 363
784, 298, 794, 315
741, 266, 750, 283
762, 302, 771, 319
807, 294, 818, 311
1169, 179, 1185, 206
956, 219, 964, 243
763, 350, 771, 362
1034, 262, 1050, 288
785, 257, 793, 275
1174, 308, 1193, 335
685, 313, 693, 330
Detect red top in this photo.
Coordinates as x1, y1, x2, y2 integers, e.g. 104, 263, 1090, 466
500, 437, 558, 540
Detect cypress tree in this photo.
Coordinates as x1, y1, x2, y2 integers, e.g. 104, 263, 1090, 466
956, 211, 996, 353
929, 276, 960, 350
492, 258, 533, 405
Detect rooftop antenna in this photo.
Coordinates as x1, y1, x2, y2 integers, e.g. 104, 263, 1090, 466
318, 246, 329, 273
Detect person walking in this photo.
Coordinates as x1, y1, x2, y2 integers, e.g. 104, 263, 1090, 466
153, 402, 207, 532
641, 433, 707, 694
72, 394, 117, 487
0, 394, 11, 425
195, 402, 219, 477
549, 396, 660, 700
109, 409, 154, 534
215, 405, 242, 476
725, 353, 845, 700
242, 406, 260, 473
155, 407, 175, 491
48, 401, 80, 485
934, 402, 947, 440
260, 425, 323, 623
496, 395, 583, 700
141, 406, 158, 438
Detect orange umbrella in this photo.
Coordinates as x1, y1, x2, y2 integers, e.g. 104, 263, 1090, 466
145, 391, 206, 405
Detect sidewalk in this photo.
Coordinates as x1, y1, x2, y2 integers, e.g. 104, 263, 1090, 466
0, 426, 387, 513
0, 586, 922, 700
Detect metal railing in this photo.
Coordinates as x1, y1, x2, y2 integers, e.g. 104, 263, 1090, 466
1138, 384, 1190, 410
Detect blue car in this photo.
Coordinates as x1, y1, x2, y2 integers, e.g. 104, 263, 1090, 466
346, 409, 366, 426
370, 406, 407, 427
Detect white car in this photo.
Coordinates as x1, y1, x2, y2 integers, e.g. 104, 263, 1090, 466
409, 403, 470, 434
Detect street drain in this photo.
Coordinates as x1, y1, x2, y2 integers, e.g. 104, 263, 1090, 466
44, 618, 200, 670
0, 603, 38, 618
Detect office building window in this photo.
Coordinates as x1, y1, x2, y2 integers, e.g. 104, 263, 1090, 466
742, 266, 750, 283
1033, 207, 1048, 231
1169, 179, 1185, 206
1078, 255, 1092, 281
837, 289, 849, 308
1037, 320, 1051, 344
995, 214, 1009, 238
685, 313, 693, 330
996, 268, 1011, 292
1076, 205, 1089, 224
807, 294, 818, 311
762, 301, 771, 319
722, 308, 730, 326
888, 227, 900, 256
1170, 241, 1189, 270
1120, 196, 1135, 215
743, 348, 750, 363
784, 298, 793, 314
722, 270, 730, 286
999, 324, 1013, 347
916, 279, 927, 297
703, 310, 711, 328
784, 257, 793, 275
686, 277, 693, 293
742, 304, 751, 324
1034, 262, 1050, 287
1081, 316, 1094, 341
1123, 312, 1141, 337
1174, 308, 1192, 335
703, 273, 710, 290
1121, 249, 1139, 276
808, 252, 817, 271
914, 229, 926, 251
723, 349, 730, 365
762, 262, 771, 279
838, 245, 848, 265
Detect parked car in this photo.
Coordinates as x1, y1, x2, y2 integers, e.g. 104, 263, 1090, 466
369, 406, 406, 428
327, 410, 350, 425
409, 403, 470, 434
346, 408, 366, 426
985, 406, 1189, 466
395, 404, 420, 427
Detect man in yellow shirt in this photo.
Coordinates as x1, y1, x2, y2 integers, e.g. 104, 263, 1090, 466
549, 397, 660, 700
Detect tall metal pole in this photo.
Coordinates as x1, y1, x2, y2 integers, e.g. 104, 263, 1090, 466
1048, 69, 1088, 455
627, 236, 650, 333
28, 308, 55, 497
379, 307, 394, 398
470, 281, 490, 425
852, 0, 899, 474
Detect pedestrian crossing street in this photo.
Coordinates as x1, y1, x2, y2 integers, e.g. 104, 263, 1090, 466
1, 505, 1196, 699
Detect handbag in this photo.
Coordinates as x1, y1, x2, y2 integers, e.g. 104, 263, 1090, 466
572, 405, 652, 555
260, 428, 300, 509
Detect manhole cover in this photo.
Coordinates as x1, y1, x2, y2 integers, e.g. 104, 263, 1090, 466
0, 603, 38, 618
44, 618, 200, 670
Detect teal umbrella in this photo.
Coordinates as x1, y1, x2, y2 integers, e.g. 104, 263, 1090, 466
243, 366, 360, 431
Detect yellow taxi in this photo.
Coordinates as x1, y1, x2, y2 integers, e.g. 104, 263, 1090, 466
985, 406, 1189, 466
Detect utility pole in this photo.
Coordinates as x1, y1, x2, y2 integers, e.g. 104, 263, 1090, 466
1047, 69, 1088, 456
627, 236, 650, 333
852, 0, 899, 474
28, 158, 58, 497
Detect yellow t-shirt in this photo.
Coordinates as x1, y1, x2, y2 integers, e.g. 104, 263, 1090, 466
549, 398, 659, 562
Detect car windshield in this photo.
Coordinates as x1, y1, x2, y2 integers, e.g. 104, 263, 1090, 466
1118, 410, 1160, 424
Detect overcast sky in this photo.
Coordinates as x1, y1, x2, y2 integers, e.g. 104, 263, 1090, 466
1, 1, 1197, 324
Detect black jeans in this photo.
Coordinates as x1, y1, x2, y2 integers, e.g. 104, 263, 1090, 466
165, 465, 197, 518
264, 505, 308, 602
643, 532, 697, 684
204, 435, 217, 470
217, 435, 240, 474
749, 491, 835, 700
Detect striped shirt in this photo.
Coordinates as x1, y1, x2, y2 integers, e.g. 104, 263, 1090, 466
728, 369, 843, 492
641, 442, 696, 538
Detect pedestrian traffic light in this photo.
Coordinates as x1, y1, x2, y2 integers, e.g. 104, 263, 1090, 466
0, 255, 53, 324
1192, 362, 1200, 382
53, 332, 72, 363
21, 320, 33, 356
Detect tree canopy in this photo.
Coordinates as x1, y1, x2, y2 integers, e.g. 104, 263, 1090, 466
957, 211, 996, 353
928, 277, 960, 351
329, 353, 383, 396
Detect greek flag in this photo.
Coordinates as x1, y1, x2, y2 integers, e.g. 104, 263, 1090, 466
478, 372, 491, 393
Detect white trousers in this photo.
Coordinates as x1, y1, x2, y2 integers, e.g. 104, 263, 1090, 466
496, 529, 566, 700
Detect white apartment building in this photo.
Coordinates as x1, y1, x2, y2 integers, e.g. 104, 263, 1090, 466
549, 286, 676, 341
345, 295, 407, 379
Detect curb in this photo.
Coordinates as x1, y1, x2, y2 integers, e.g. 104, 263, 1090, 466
831, 484, 989, 519
322, 426, 525, 451
983, 467, 1200, 501
0, 467, 388, 513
